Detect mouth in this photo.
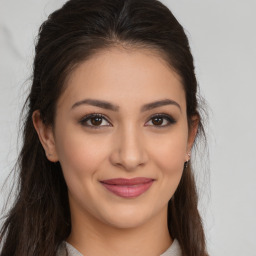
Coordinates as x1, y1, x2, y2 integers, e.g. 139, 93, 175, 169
100, 177, 155, 198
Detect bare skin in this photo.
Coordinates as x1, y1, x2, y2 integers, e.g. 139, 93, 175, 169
33, 47, 197, 256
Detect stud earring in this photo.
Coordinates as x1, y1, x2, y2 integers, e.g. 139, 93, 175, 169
184, 152, 191, 169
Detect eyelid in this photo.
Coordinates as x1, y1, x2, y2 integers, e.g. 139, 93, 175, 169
79, 112, 176, 129
79, 113, 112, 128
145, 113, 176, 127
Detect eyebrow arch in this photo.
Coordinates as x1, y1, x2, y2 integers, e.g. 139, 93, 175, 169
141, 99, 181, 112
71, 99, 119, 111
71, 98, 181, 112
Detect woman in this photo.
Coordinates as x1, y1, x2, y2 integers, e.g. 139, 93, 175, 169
0, 0, 208, 255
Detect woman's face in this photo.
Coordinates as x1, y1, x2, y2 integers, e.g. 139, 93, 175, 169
42, 48, 195, 229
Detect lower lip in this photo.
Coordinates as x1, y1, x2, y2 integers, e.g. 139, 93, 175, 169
101, 181, 154, 198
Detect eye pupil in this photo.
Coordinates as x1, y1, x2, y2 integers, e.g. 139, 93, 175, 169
152, 117, 163, 125
91, 117, 102, 126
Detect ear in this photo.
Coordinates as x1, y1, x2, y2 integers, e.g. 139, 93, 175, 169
186, 115, 199, 161
32, 110, 59, 162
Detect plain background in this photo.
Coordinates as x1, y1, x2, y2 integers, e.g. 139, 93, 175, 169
0, 0, 255, 255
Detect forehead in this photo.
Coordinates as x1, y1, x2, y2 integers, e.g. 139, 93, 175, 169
58, 47, 186, 110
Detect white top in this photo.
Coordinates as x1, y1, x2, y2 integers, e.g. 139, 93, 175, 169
57, 239, 182, 256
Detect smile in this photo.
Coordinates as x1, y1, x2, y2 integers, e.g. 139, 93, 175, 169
100, 177, 155, 198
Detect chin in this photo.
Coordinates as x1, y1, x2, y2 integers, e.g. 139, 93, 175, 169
105, 217, 148, 229
98, 206, 156, 230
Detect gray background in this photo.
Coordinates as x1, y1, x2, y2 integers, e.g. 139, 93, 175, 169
0, 0, 256, 255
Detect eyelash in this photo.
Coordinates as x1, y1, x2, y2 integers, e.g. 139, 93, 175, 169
146, 113, 176, 127
79, 113, 176, 129
79, 113, 110, 129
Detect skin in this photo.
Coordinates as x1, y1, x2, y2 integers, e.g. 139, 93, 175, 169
33, 47, 197, 256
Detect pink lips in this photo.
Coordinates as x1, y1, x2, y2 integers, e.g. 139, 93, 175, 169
100, 177, 155, 198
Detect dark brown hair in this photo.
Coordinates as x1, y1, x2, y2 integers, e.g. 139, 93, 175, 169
0, 0, 208, 255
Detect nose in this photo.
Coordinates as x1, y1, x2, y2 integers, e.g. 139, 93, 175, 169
109, 125, 148, 171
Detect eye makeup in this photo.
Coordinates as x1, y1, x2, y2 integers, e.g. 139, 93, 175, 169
145, 113, 177, 128
79, 112, 177, 129
79, 113, 112, 129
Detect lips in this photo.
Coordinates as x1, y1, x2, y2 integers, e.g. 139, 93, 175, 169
100, 177, 155, 198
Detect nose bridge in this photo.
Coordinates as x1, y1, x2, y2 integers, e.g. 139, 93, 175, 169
111, 123, 147, 171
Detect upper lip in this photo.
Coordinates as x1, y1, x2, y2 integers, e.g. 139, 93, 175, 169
100, 177, 155, 185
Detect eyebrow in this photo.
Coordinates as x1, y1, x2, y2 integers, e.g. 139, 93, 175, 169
71, 99, 119, 111
141, 99, 181, 112
71, 98, 181, 112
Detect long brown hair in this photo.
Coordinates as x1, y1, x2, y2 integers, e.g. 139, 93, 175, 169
0, 0, 208, 255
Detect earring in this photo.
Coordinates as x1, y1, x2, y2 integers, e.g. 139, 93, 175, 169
184, 152, 191, 169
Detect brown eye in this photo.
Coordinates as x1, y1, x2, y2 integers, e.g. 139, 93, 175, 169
91, 116, 103, 126
80, 114, 110, 128
152, 117, 164, 125
145, 114, 176, 127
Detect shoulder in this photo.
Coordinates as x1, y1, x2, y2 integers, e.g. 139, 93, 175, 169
56, 242, 66, 256
160, 239, 182, 256
57, 241, 83, 256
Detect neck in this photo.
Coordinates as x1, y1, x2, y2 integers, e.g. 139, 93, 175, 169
67, 205, 172, 256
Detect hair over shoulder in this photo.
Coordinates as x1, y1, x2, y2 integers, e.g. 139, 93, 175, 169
0, 1, 208, 255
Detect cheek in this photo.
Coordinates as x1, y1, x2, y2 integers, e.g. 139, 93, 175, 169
151, 129, 187, 168
149, 129, 188, 190
157, 141, 186, 171
54, 127, 108, 184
